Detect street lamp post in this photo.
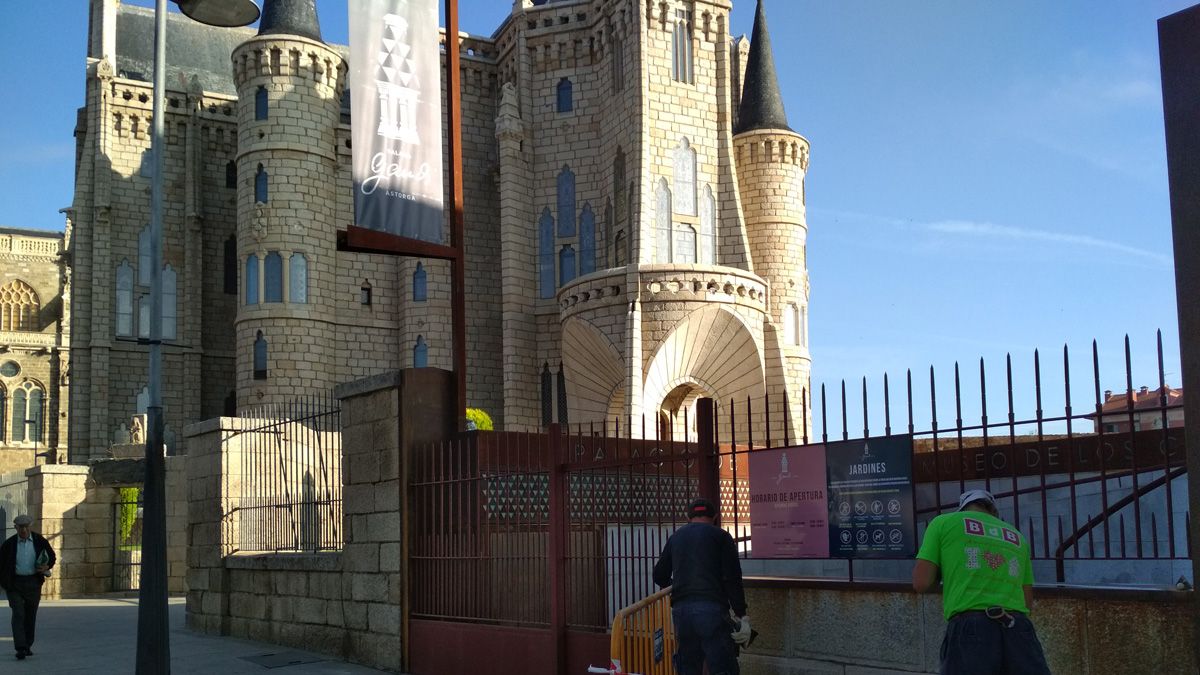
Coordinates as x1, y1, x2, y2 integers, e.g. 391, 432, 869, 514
140, 2, 259, 673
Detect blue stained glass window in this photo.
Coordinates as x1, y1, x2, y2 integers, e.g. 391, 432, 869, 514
579, 203, 596, 276
255, 164, 268, 203
253, 331, 268, 380
559, 245, 576, 287
557, 167, 576, 237
556, 78, 573, 113
11, 389, 26, 442
28, 388, 42, 443
541, 363, 552, 427
245, 254, 258, 305
264, 252, 283, 303
255, 86, 268, 120
413, 262, 427, 302
538, 209, 555, 299
414, 336, 428, 368
289, 253, 308, 303
116, 262, 134, 336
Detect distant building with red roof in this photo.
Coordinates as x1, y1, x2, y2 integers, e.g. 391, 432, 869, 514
1088, 385, 1184, 433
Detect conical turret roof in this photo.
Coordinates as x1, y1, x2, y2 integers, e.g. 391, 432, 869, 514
736, 0, 791, 134
258, 0, 323, 43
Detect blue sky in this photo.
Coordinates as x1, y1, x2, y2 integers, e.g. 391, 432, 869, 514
0, 1, 1190, 436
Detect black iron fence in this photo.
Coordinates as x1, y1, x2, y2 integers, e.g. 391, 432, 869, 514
225, 392, 343, 553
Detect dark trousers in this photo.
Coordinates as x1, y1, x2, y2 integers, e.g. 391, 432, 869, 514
7, 575, 42, 652
941, 611, 1052, 675
671, 599, 739, 675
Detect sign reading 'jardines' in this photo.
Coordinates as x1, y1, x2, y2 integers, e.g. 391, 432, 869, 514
349, 0, 444, 243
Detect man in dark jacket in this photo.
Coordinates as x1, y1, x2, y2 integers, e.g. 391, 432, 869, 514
0, 514, 55, 660
653, 498, 750, 675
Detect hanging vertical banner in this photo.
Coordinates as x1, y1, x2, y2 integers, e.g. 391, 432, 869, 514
349, 0, 444, 243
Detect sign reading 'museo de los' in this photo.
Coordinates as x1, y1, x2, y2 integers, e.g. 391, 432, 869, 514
748, 437, 915, 559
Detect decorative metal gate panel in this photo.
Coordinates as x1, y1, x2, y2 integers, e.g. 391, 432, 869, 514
112, 490, 143, 591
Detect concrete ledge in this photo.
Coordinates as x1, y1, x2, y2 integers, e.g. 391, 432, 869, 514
26, 464, 91, 476
226, 552, 342, 572
334, 371, 403, 401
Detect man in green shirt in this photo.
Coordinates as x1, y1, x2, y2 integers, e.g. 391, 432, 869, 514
912, 489, 1051, 674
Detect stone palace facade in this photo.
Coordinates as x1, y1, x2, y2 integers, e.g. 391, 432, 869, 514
59, 0, 811, 461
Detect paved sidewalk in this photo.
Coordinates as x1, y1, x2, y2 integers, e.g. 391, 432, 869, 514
0, 596, 393, 674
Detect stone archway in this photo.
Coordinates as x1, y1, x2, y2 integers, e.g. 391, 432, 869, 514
560, 317, 625, 428
643, 305, 766, 440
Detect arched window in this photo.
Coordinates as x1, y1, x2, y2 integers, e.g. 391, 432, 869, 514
614, 230, 627, 267
541, 363, 553, 427
412, 262, 427, 302
538, 208, 555, 299
255, 164, 268, 203
671, 8, 694, 83
253, 331, 268, 380
559, 245, 576, 287
116, 263, 134, 336
674, 224, 697, 264
801, 305, 808, 348
138, 295, 150, 339
655, 178, 672, 263
136, 385, 149, 414
579, 203, 596, 276
557, 167, 576, 238
556, 364, 568, 426
245, 254, 259, 305
224, 235, 237, 295
611, 34, 625, 91
673, 139, 697, 215
264, 252, 283, 303
0, 280, 40, 332
26, 386, 41, 444
699, 185, 716, 264
413, 336, 428, 368
361, 280, 373, 306
225, 161, 237, 189
163, 265, 178, 340
289, 253, 308, 303
138, 225, 152, 283
556, 78, 573, 113
10, 387, 25, 443
223, 390, 237, 417
255, 86, 268, 120
783, 303, 797, 346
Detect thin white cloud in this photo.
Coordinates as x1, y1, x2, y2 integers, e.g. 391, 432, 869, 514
924, 219, 1172, 266
811, 208, 1173, 268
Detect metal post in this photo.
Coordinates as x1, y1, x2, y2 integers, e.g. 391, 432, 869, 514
445, 0, 467, 421
136, 1, 170, 672
1158, 4, 1200, 668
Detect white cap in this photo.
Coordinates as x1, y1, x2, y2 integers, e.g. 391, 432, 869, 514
957, 489, 996, 512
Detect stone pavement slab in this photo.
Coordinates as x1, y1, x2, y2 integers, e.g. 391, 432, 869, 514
0, 597, 394, 674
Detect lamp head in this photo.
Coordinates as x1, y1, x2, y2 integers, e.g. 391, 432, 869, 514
173, 0, 260, 27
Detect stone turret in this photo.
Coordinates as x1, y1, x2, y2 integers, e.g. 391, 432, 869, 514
734, 0, 811, 438
231, 0, 347, 407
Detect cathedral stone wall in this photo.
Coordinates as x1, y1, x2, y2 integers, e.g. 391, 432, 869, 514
61, 0, 811, 457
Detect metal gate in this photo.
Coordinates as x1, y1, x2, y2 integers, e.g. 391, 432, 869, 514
407, 400, 747, 675
112, 489, 143, 591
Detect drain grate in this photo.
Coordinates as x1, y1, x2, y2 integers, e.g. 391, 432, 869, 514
240, 651, 327, 669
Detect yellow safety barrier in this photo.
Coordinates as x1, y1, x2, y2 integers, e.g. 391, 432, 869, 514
607, 587, 676, 675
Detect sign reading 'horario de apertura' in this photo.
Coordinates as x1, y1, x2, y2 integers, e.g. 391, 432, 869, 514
349, 0, 445, 244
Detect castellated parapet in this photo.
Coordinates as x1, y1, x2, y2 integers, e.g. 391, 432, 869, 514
232, 36, 349, 407
735, 128, 811, 437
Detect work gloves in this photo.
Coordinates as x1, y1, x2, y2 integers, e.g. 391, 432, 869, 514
730, 615, 753, 646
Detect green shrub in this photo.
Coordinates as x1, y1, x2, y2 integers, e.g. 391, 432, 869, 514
118, 487, 141, 543
465, 408, 494, 431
